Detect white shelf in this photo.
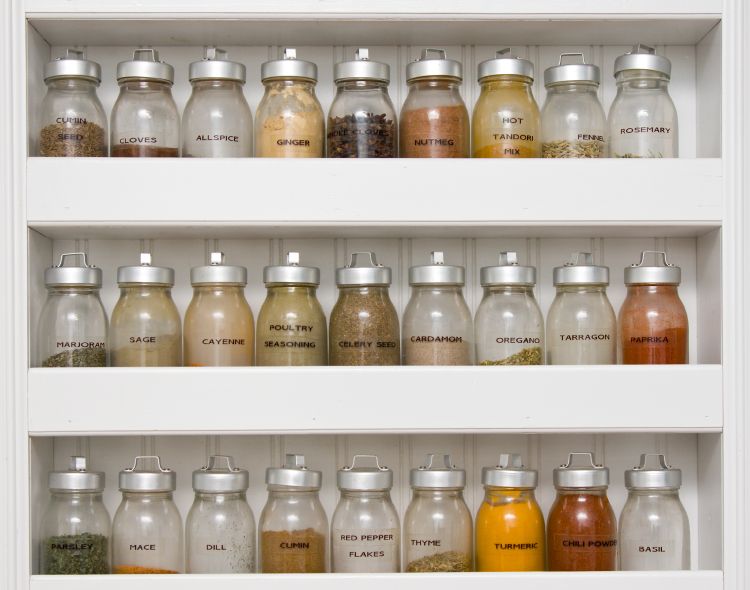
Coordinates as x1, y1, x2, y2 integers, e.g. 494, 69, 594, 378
27, 366, 722, 435
26, 158, 722, 239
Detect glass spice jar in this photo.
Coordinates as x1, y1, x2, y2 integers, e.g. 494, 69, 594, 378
475, 251, 544, 366
256, 252, 327, 366
259, 454, 328, 573
329, 252, 400, 366
112, 455, 183, 574
40, 457, 110, 575
186, 455, 255, 573
182, 47, 253, 158
331, 455, 400, 573
475, 453, 545, 572
110, 253, 182, 367
403, 454, 473, 572
328, 48, 397, 158
402, 251, 473, 365
541, 53, 607, 158
111, 48, 179, 157
619, 454, 690, 570
472, 49, 540, 158
400, 49, 470, 158
546, 252, 616, 365
619, 251, 688, 364
547, 452, 617, 572
37, 252, 108, 368
183, 252, 253, 367
609, 44, 678, 158
38, 48, 107, 157
256, 48, 325, 158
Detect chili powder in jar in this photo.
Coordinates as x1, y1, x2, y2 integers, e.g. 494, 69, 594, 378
547, 452, 617, 571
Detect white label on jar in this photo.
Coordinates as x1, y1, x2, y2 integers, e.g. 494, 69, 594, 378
332, 528, 400, 573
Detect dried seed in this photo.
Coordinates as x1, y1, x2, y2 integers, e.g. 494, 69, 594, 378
39, 122, 106, 157
542, 139, 604, 158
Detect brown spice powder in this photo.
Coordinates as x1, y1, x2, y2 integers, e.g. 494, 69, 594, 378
111, 145, 179, 157
400, 105, 469, 158
113, 565, 178, 574
261, 528, 326, 573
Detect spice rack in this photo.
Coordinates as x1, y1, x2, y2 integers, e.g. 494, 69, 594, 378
4, 0, 745, 589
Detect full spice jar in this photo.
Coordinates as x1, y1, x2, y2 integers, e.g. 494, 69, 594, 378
403, 454, 473, 572
400, 49, 470, 158
38, 48, 107, 157
256, 252, 327, 366
331, 455, 400, 573
329, 252, 400, 366
619, 454, 690, 570
475, 454, 545, 572
402, 251, 473, 365
475, 251, 544, 365
111, 48, 179, 157
327, 48, 397, 158
110, 253, 182, 367
259, 454, 328, 573
541, 53, 607, 158
183, 252, 253, 367
37, 252, 108, 368
186, 455, 255, 573
609, 44, 678, 158
547, 452, 617, 571
112, 456, 183, 574
619, 251, 688, 364
256, 48, 324, 157
472, 49, 540, 158
546, 252, 616, 365
40, 457, 110, 575
182, 47, 253, 157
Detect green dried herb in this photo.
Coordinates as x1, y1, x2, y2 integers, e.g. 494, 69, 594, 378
42, 532, 109, 574
42, 348, 106, 367
480, 346, 542, 366
406, 550, 471, 572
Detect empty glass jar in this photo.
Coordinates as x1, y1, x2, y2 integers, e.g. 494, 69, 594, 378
475, 251, 544, 365
331, 455, 400, 573
182, 47, 253, 157
37, 252, 107, 368
186, 455, 255, 573
40, 457, 110, 574
38, 49, 107, 157
112, 456, 182, 574
404, 454, 473, 572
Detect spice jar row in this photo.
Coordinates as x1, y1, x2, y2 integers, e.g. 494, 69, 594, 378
37, 44, 677, 159
41, 451, 689, 575
36, 249, 689, 368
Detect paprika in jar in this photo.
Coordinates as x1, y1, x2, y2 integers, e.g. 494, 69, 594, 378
547, 452, 617, 571
619, 251, 688, 364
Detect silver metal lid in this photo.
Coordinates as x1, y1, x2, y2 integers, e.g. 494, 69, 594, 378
614, 44, 672, 78
266, 453, 322, 489
119, 455, 176, 492
48, 456, 105, 492
117, 252, 175, 286
409, 251, 465, 286
482, 453, 538, 489
406, 48, 462, 82
193, 455, 250, 493
261, 48, 318, 82
478, 48, 534, 81
410, 454, 466, 489
553, 452, 609, 489
191, 251, 247, 285
553, 252, 609, 286
625, 454, 682, 490
44, 48, 101, 83
189, 47, 246, 83
334, 48, 390, 83
336, 252, 391, 286
480, 251, 536, 286
337, 455, 393, 491
544, 53, 600, 86
117, 48, 174, 84
624, 251, 681, 285
264, 251, 320, 286
45, 252, 102, 288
